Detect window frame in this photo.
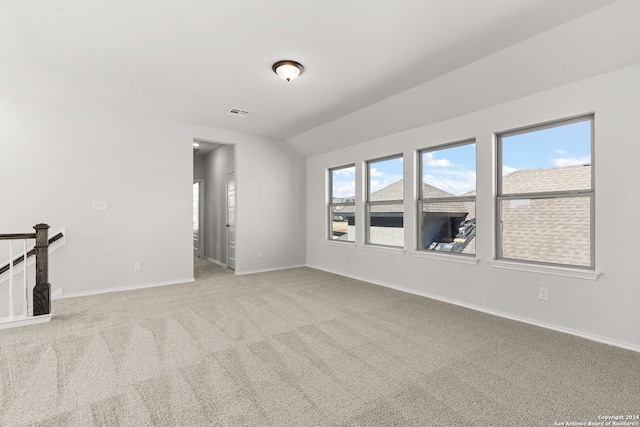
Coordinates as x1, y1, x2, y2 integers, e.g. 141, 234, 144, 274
365, 154, 404, 248
328, 164, 356, 242
495, 114, 595, 269
417, 139, 477, 256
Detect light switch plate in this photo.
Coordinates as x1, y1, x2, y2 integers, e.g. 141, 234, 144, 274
92, 201, 108, 210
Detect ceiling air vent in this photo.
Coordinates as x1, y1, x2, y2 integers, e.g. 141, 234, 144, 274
227, 108, 250, 117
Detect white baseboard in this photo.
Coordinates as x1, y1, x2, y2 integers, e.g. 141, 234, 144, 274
235, 264, 307, 276
51, 289, 64, 300
60, 277, 195, 299
306, 264, 640, 354
0, 312, 53, 330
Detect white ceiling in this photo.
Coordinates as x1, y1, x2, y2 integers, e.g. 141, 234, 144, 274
0, 0, 629, 157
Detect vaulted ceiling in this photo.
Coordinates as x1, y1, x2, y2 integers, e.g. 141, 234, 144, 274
2, 0, 636, 157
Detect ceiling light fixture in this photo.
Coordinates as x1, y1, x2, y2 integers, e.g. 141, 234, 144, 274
272, 60, 304, 82
193, 142, 200, 147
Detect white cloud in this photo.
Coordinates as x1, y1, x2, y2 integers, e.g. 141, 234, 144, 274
333, 182, 355, 199
502, 165, 518, 176
424, 152, 452, 167
424, 170, 476, 196
369, 167, 385, 178
550, 156, 590, 167
554, 149, 568, 155
333, 167, 354, 177
369, 174, 403, 193
424, 176, 475, 195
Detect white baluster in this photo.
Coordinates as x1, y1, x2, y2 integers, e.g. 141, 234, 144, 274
22, 239, 29, 317
8, 241, 14, 319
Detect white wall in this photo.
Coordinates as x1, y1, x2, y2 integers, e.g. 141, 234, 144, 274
193, 155, 206, 181
235, 137, 307, 274
0, 93, 306, 296
306, 64, 640, 350
202, 144, 235, 265
289, 0, 640, 157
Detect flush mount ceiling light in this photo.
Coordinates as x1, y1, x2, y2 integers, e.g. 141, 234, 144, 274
272, 60, 304, 82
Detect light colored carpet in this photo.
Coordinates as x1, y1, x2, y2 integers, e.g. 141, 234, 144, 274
1, 258, 638, 426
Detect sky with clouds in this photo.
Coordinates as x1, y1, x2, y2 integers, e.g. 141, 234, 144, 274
331, 119, 591, 198
422, 144, 476, 195
369, 157, 403, 194
501, 119, 591, 176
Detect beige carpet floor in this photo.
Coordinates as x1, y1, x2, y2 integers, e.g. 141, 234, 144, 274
1, 258, 638, 426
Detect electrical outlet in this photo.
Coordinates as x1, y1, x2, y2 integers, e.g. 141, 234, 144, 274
134, 262, 141, 271
538, 286, 548, 301
257, 251, 263, 258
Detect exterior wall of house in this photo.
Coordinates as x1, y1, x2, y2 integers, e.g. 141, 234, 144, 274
0, 93, 306, 296
306, 63, 640, 350
369, 227, 404, 248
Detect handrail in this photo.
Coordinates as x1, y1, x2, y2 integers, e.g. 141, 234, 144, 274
0, 232, 63, 275
0, 233, 36, 240
0, 224, 51, 316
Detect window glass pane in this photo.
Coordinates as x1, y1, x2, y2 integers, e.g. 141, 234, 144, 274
501, 120, 591, 194
368, 204, 404, 246
331, 205, 355, 241
369, 157, 403, 201
422, 143, 476, 197
331, 165, 355, 204
421, 201, 475, 254
500, 197, 591, 267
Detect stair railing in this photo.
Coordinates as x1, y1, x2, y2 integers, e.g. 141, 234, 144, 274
0, 224, 51, 320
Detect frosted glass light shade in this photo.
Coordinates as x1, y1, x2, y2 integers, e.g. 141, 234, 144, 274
272, 60, 304, 81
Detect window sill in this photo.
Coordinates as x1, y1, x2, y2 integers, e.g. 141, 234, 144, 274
361, 245, 405, 255
324, 240, 356, 248
412, 251, 478, 265
489, 260, 600, 280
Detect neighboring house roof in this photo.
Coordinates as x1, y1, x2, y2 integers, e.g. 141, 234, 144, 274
500, 164, 591, 266
339, 179, 468, 214
369, 179, 468, 212
332, 165, 591, 267
502, 164, 591, 194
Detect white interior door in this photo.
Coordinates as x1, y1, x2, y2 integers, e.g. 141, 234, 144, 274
226, 172, 236, 270
193, 180, 203, 258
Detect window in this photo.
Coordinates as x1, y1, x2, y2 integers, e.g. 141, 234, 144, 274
497, 115, 594, 268
418, 141, 476, 255
329, 165, 356, 241
366, 155, 404, 247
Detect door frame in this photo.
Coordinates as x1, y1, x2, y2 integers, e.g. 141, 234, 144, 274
193, 179, 205, 258
226, 171, 236, 270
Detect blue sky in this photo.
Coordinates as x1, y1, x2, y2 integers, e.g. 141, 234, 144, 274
422, 143, 476, 195
501, 119, 591, 175
331, 165, 356, 200
331, 119, 591, 198
369, 157, 403, 193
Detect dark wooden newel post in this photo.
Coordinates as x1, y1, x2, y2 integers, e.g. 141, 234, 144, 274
33, 223, 50, 316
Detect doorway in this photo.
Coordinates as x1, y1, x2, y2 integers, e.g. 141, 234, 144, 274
193, 180, 204, 258
226, 171, 236, 270
193, 140, 236, 270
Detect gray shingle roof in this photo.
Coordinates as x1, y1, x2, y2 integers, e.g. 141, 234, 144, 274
448, 165, 591, 265
331, 165, 591, 267
500, 165, 591, 266
368, 179, 471, 213
502, 164, 591, 194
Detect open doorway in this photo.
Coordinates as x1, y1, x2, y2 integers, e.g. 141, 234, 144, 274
193, 180, 204, 258
226, 171, 236, 270
193, 140, 236, 270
